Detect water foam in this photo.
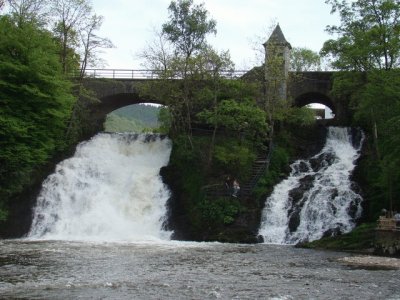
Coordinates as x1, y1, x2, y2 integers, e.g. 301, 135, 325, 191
28, 133, 172, 242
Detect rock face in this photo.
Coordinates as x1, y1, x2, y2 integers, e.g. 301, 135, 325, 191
0, 150, 74, 238
374, 231, 400, 257
160, 164, 262, 243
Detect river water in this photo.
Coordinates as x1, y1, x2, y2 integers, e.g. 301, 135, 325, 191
1, 240, 399, 299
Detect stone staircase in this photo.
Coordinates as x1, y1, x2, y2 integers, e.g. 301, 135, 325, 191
240, 144, 273, 199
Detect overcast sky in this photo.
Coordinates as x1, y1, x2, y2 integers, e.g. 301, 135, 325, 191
93, 0, 341, 70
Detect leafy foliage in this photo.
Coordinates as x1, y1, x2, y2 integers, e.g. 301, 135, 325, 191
162, 0, 216, 59
352, 70, 400, 214
0, 16, 74, 213
198, 197, 241, 225
197, 99, 267, 136
322, 0, 400, 71
290, 47, 321, 71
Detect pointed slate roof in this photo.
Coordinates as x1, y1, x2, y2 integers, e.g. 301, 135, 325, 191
263, 24, 292, 49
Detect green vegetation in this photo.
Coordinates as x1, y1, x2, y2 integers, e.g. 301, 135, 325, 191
0, 15, 74, 220
301, 223, 376, 252
165, 133, 259, 240
290, 47, 321, 72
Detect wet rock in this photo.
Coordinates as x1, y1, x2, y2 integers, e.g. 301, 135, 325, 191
338, 255, 400, 270
322, 226, 342, 238
288, 211, 301, 233
289, 175, 315, 205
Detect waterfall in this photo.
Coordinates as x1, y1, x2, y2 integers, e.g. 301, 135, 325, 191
258, 127, 364, 244
28, 133, 172, 242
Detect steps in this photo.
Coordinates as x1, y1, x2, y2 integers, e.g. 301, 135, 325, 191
240, 146, 273, 198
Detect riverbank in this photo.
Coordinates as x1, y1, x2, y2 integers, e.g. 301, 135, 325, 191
299, 223, 400, 257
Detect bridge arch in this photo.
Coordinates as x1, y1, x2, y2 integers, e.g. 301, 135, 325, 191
294, 92, 336, 116
87, 91, 165, 137
97, 92, 164, 117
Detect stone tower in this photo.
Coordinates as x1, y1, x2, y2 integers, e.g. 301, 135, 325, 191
263, 24, 292, 102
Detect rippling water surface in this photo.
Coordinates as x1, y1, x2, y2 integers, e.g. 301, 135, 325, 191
0, 240, 399, 299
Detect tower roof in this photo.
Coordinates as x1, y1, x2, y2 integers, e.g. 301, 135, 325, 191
263, 24, 292, 49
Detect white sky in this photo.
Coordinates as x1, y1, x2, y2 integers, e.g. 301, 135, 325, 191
93, 0, 340, 70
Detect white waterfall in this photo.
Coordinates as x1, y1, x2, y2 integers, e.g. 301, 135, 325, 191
28, 133, 172, 242
258, 127, 363, 244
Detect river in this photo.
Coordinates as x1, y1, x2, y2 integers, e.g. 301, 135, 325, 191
1, 240, 399, 299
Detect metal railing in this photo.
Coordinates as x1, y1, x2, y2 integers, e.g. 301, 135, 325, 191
79, 68, 249, 80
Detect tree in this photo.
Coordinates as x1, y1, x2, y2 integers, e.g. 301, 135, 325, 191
50, 1, 113, 143
162, 0, 217, 142
138, 28, 174, 77
290, 47, 321, 71
162, 0, 216, 61
5, 0, 49, 26
321, 0, 400, 71
79, 14, 113, 80
0, 15, 74, 219
191, 46, 236, 166
50, 0, 91, 74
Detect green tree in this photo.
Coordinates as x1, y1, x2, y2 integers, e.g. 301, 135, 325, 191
322, 0, 400, 71
0, 15, 74, 219
290, 47, 321, 71
162, 0, 217, 141
353, 70, 400, 212
189, 46, 235, 165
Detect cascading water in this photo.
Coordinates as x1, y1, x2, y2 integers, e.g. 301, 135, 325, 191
28, 133, 172, 242
258, 127, 364, 245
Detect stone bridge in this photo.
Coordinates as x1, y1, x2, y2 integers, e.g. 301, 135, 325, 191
83, 68, 350, 134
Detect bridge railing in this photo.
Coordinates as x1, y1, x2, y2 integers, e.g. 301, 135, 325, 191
79, 68, 249, 80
